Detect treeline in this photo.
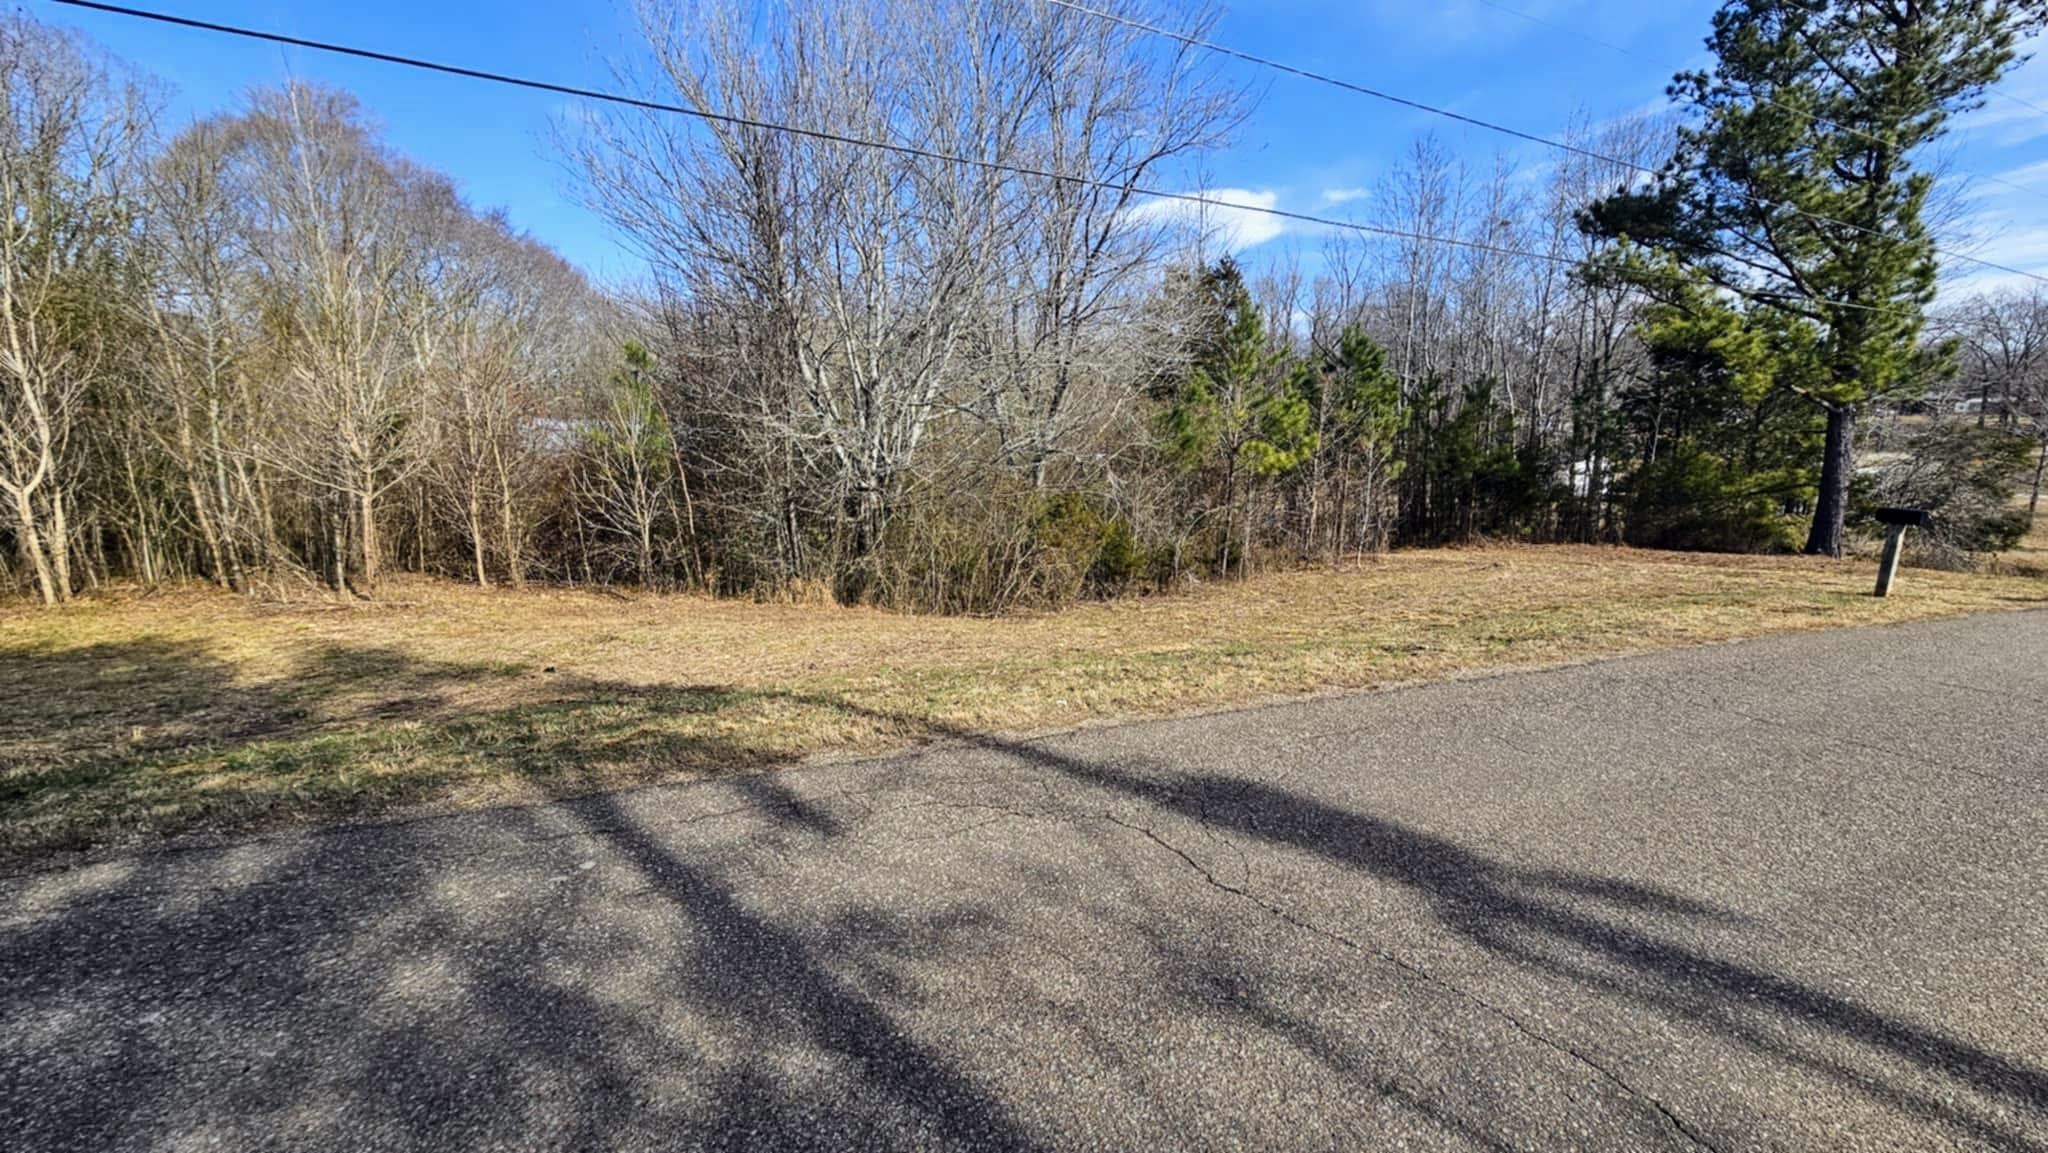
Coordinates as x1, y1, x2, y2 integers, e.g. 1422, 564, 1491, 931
4, 2, 2043, 612
2, 17, 604, 603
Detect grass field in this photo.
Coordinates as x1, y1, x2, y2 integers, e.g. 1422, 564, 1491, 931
4, 544, 2044, 864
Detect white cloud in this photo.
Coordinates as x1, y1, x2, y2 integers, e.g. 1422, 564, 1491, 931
1132, 187, 1289, 252
1320, 186, 1370, 206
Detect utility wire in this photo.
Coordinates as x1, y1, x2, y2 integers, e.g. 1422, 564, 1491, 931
52, 0, 1577, 269
1467, 0, 1638, 60
52, 0, 1912, 316
1467, 0, 2048, 204
1984, 85, 2048, 119
1048, 0, 2048, 288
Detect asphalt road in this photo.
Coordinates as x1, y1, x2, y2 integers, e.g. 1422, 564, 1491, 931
3, 612, 2045, 1152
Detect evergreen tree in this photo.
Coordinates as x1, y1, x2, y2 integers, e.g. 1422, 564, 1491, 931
1618, 274, 1826, 550
1584, 0, 2045, 555
1398, 376, 1544, 544
1154, 260, 1316, 576
1322, 325, 1407, 554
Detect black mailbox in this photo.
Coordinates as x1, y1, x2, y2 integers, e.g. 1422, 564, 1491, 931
1874, 507, 1932, 529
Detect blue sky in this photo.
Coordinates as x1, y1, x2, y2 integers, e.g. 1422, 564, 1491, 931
40, 0, 2048, 295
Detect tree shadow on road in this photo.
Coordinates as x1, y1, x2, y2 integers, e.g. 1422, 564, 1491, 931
5, 640, 2046, 1151
842, 702, 2048, 1152
0, 789, 1056, 1151
580, 789, 1050, 1151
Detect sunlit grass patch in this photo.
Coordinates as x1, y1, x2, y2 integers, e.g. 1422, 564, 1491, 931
3, 544, 2042, 863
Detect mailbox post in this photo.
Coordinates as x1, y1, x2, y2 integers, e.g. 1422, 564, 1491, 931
1872, 507, 1932, 597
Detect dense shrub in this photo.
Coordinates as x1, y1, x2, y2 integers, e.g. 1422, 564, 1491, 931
1853, 421, 2035, 567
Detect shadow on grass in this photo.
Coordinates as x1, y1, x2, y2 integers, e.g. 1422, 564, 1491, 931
2, 643, 2044, 1150
0, 638, 831, 858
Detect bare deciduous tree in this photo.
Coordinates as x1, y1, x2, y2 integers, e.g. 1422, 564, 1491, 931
0, 15, 151, 604
575, 0, 1241, 599
231, 85, 431, 594
1952, 287, 2048, 517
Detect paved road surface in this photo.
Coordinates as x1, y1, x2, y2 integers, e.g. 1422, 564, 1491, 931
3, 613, 2045, 1151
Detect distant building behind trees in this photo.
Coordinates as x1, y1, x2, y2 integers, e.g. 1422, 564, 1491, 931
2, 2, 2042, 611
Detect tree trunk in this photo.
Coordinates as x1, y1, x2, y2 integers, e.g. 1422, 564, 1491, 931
9, 486, 58, 605
414, 485, 430, 574
1332, 466, 1350, 560
492, 443, 524, 589
669, 436, 702, 588
2029, 436, 2046, 522
497, 486, 523, 590
47, 486, 71, 601
326, 500, 349, 595
1804, 404, 1856, 558
206, 395, 245, 588
187, 467, 228, 589
1240, 484, 1255, 581
467, 486, 490, 587
783, 491, 802, 585
1218, 454, 1237, 578
121, 454, 159, 586
1303, 437, 1323, 557
237, 459, 278, 571
572, 492, 594, 587
357, 487, 381, 593
82, 514, 105, 591
173, 402, 229, 588
635, 467, 656, 586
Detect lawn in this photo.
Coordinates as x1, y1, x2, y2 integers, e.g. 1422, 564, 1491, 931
4, 544, 2044, 864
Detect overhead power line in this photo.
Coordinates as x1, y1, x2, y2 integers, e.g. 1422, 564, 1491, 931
51, 0, 1579, 269
1048, 0, 2048, 289
52, 0, 1914, 316
1984, 85, 2048, 119
1466, 0, 1638, 60
1466, 0, 2048, 204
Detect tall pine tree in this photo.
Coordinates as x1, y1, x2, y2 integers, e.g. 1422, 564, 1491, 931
1585, 0, 2045, 555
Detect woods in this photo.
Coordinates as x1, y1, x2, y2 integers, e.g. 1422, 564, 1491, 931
4, 1, 2046, 612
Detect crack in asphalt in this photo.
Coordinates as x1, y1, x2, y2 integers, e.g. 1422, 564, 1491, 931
1926, 677, 2042, 705
1098, 812, 1727, 1153
1718, 705, 2010, 786
21, 682, 1992, 1153
815, 771, 1716, 1153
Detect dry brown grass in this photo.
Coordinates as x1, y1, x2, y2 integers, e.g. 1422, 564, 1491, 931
5, 544, 2043, 864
